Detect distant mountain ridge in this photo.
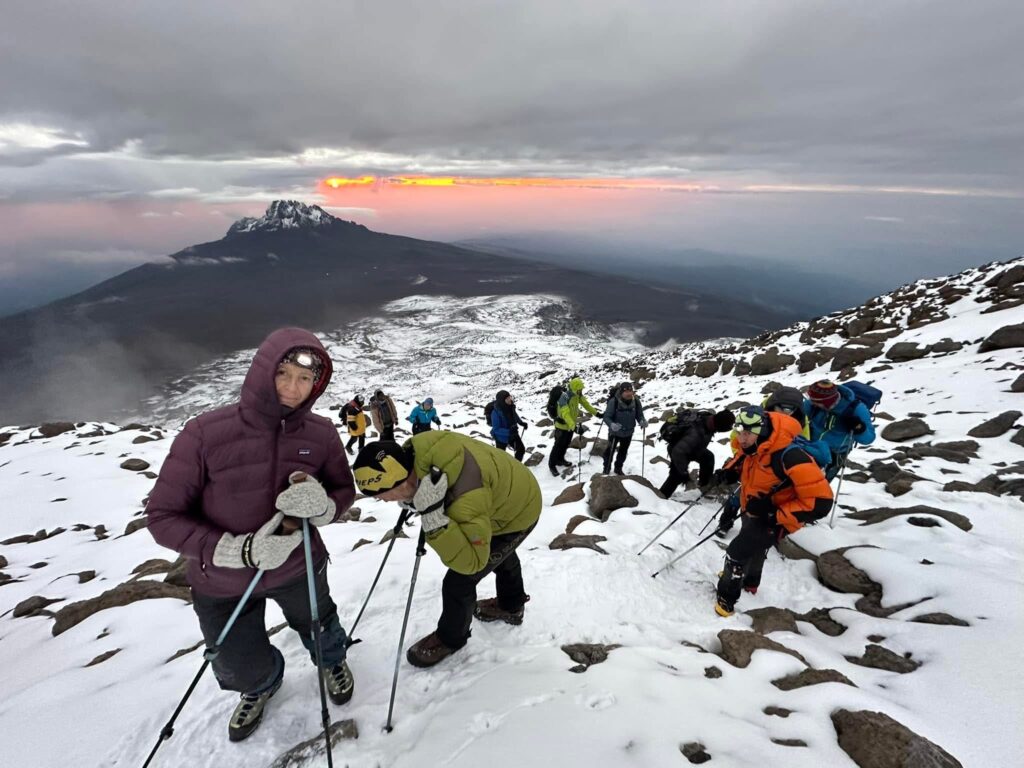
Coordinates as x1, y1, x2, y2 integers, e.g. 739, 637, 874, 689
0, 201, 792, 423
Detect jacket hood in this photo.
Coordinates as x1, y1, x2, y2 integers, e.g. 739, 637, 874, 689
756, 411, 803, 455
240, 327, 333, 427
568, 377, 585, 394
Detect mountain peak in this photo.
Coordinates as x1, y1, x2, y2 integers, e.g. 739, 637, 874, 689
227, 200, 337, 236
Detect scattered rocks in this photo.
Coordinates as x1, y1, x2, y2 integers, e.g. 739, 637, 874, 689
131, 435, 158, 444
548, 533, 608, 555
703, 666, 722, 679
130, 558, 174, 579
750, 347, 795, 375
378, 528, 409, 545
846, 644, 921, 673
1011, 373, 1024, 393
123, 518, 148, 536
52, 581, 191, 636
746, 607, 799, 635
966, 410, 1021, 438
886, 342, 927, 362
267, 720, 359, 768
680, 742, 712, 764
74, 570, 97, 583
763, 706, 793, 718
910, 613, 970, 627
1, 527, 65, 545
561, 642, 620, 672
553, 483, 585, 505
351, 538, 373, 551
881, 418, 932, 442
564, 515, 592, 534
85, 649, 122, 667
119, 458, 151, 472
717, 629, 807, 668
898, 440, 979, 464
772, 668, 855, 691
845, 505, 972, 532
587, 475, 638, 521
978, 322, 1024, 352
524, 452, 545, 467
771, 738, 807, 748
832, 709, 962, 768
14, 595, 64, 618
798, 608, 847, 637
831, 343, 883, 372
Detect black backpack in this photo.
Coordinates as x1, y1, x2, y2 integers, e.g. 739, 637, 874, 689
546, 384, 565, 419
484, 400, 496, 424
659, 408, 707, 445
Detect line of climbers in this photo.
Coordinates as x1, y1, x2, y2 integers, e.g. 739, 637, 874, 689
144, 326, 878, 745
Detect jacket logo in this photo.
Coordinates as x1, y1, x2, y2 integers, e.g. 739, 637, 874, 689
298, 448, 311, 456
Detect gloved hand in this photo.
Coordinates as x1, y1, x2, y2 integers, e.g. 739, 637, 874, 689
712, 468, 737, 487
640, 421, 649, 430
412, 468, 450, 533
744, 494, 776, 517
521, 423, 528, 433
609, 422, 622, 433
213, 512, 303, 570
432, 417, 441, 426
276, 472, 336, 527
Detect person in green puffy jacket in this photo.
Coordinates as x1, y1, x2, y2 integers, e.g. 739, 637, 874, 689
547, 377, 600, 477
352, 431, 542, 667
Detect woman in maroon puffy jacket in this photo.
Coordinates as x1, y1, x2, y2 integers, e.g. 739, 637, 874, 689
146, 327, 356, 742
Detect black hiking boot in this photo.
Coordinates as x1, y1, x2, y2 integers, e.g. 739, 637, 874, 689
474, 595, 530, 625
228, 676, 282, 742
407, 632, 459, 668
323, 659, 354, 705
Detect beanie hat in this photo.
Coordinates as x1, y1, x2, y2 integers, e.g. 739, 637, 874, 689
808, 380, 841, 410
712, 410, 736, 432
423, 397, 434, 407
280, 347, 324, 383
352, 441, 414, 496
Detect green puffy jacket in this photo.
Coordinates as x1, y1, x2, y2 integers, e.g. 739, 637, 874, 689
406, 431, 542, 575
555, 377, 599, 431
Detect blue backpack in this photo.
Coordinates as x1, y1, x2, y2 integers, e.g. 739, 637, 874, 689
842, 380, 883, 413
770, 435, 832, 485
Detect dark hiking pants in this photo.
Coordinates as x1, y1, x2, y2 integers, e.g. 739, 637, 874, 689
192, 558, 347, 694
496, 434, 527, 462
658, 447, 714, 497
602, 435, 632, 473
547, 428, 574, 470
436, 524, 536, 649
716, 515, 777, 608
346, 434, 365, 452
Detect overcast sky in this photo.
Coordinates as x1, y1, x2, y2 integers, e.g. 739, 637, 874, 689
2, 0, 1022, 313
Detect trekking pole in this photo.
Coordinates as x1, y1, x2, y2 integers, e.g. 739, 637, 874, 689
385, 527, 428, 733
141, 569, 264, 768
301, 518, 334, 768
697, 498, 729, 537
344, 508, 413, 643
640, 427, 646, 479
637, 490, 708, 556
827, 458, 849, 529
651, 531, 718, 578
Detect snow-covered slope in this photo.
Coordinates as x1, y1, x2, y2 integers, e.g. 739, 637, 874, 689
1, 258, 1022, 768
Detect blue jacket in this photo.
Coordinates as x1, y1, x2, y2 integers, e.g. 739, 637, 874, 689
407, 404, 441, 426
602, 392, 647, 438
490, 406, 526, 444
803, 385, 876, 457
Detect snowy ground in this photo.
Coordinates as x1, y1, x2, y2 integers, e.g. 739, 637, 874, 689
2, 260, 1022, 767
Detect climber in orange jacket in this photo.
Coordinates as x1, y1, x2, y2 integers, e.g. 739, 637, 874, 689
711, 405, 833, 616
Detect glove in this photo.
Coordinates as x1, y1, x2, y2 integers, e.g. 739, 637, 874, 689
609, 422, 622, 433
213, 512, 303, 570
521, 423, 528, 433
639, 421, 648, 430
712, 468, 737, 486
744, 495, 776, 517
433, 418, 441, 426
412, 468, 450, 533
276, 472, 336, 527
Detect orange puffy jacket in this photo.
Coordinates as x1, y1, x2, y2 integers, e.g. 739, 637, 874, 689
724, 411, 833, 533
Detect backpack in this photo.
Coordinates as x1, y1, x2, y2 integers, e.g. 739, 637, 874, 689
484, 400, 496, 424
768, 436, 833, 520
842, 380, 883, 413
659, 408, 707, 445
546, 384, 565, 419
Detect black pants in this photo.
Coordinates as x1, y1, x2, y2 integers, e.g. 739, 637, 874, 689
380, 425, 395, 441
496, 433, 527, 462
602, 435, 632, 473
411, 421, 432, 435
191, 559, 347, 694
548, 428, 574, 470
659, 448, 714, 497
346, 434, 365, 452
436, 525, 535, 648
716, 515, 776, 609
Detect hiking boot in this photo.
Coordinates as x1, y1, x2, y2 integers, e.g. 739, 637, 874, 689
323, 659, 354, 706
228, 676, 282, 742
714, 596, 735, 618
549, 466, 560, 477
557, 460, 574, 468
743, 585, 758, 596
406, 632, 459, 668
613, 467, 625, 476
474, 596, 529, 625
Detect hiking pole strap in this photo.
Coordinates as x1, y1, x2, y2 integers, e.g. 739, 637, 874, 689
386, 528, 427, 732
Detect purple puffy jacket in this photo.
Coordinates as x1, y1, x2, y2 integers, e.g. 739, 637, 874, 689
146, 328, 355, 597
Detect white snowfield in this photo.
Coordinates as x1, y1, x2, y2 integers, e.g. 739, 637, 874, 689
1, 258, 1022, 768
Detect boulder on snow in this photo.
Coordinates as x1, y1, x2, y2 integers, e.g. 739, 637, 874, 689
898, 440, 979, 463
1011, 373, 1024, 393
267, 720, 359, 768
817, 548, 880, 596
844, 505, 972, 532
881, 418, 933, 442
52, 581, 191, 636
978, 322, 1024, 352
831, 343, 883, 371
885, 342, 927, 362
772, 668, 854, 691
750, 348, 796, 375
119, 458, 151, 472
553, 483, 585, 505
587, 475, 638, 521
37, 422, 76, 438
717, 629, 807, 668
680, 742, 712, 764
695, 360, 720, 378
745, 607, 799, 635
14, 595, 64, 618
163, 556, 189, 587
548, 533, 608, 555
561, 642, 620, 672
524, 451, 545, 467
123, 518, 148, 536
832, 709, 962, 768
910, 612, 970, 627
966, 410, 1021, 438
845, 644, 921, 674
